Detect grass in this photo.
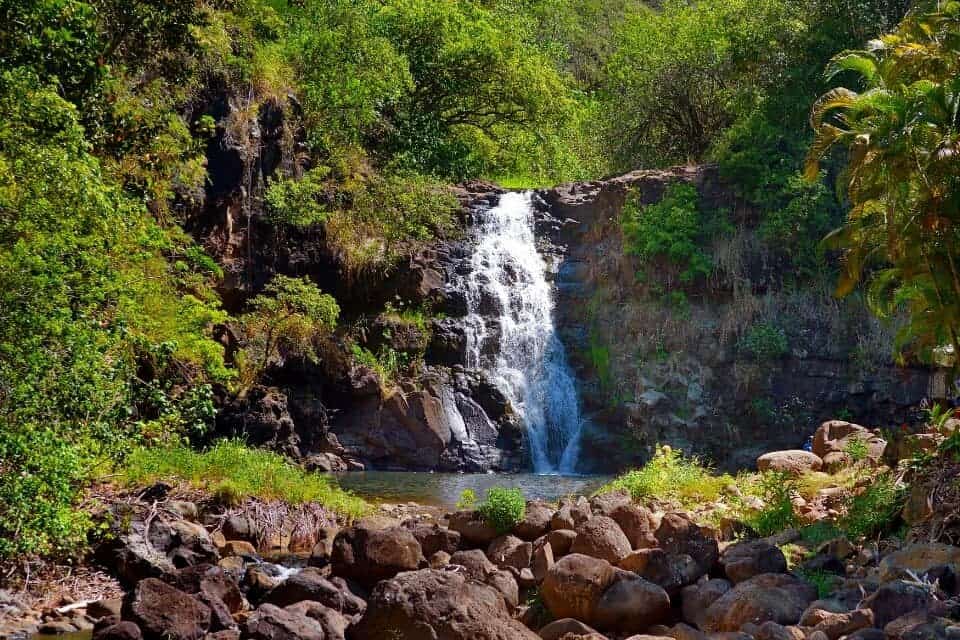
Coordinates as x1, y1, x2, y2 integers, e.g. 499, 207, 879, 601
600, 445, 734, 508
840, 473, 905, 540
492, 175, 550, 190
738, 472, 800, 536
119, 441, 369, 520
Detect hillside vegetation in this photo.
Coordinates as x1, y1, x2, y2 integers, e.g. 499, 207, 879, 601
1, 0, 957, 563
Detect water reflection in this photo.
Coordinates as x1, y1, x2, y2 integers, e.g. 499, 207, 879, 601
335, 472, 610, 508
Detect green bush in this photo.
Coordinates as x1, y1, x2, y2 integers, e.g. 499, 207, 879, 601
740, 322, 789, 361
741, 472, 799, 537
622, 183, 714, 284
121, 440, 368, 519
479, 487, 526, 534
840, 474, 905, 540
602, 445, 733, 508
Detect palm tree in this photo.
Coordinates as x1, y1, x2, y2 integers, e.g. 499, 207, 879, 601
805, 1, 960, 366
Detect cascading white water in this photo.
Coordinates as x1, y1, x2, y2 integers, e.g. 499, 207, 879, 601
462, 191, 583, 473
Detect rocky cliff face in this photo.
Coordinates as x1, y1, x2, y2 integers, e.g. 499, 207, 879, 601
536, 166, 931, 472
187, 96, 525, 472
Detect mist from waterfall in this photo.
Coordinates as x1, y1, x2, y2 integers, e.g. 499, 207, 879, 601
461, 191, 583, 473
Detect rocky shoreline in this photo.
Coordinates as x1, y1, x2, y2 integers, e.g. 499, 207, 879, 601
2, 419, 958, 640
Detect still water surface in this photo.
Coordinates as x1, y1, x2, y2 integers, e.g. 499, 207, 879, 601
335, 471, 610, 507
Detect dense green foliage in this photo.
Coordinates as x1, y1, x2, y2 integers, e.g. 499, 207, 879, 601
808, 1, 960, 366
0, 0, 945, 561
122, 440, 368, 518
237, 275, 339, 387
622, 184, 720, 286
478, 487, 527, 534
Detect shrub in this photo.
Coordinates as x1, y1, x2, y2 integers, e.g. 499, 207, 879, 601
739, 322, 789, 361
843, 437, 870, 464
265, 167, 333, 227
479, 487, 526, 534
741, 472, 799, 537
602, 445, 733, 508
622, 183, 714, 284
238, 275, 340, 388
840, 474, 905, 540
121, 440, 368, 519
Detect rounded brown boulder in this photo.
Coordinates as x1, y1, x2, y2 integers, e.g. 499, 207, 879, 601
541, 553, 616, 622
347, 569, 539, 640
756, 451, 823, 475
720, 540, 788, 583
241, 603, 324, 640
570, 516, 632, 563
702, 573, 818, 632
609, 503, 658, 549
656, 513, 719, 575
486, 535, 532, 571
513, 501, 554, 540
448, 510, 499, 547
331, 524, 424, 588
592, 572, 671, 633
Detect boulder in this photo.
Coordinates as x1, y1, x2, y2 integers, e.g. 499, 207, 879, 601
450, 549, 519, 609
448, 510, 499, 547
222, 541, 257, 558
701, 573, 817, 632
307, 528, 339, 567
167, 564, 244, 613
813, 421, 885, 471
810, 609, 874, 640
865, 580, 936, 628
619, 548, 703, 596
533, 542, 555, 582
552, 497, 592, 531
609, 503, 658, 549
570, 516, 632, 563
331, 525, 424, 588
347, 569, 540, 639
756, 451, 823, 475
125, 578, 211, 640
284, 601, 349, 640
403, 522, 460, 557
656, 513, 719, 574
514, 501, 554, 540
879, 544, 960, 583
720, 540, 787, 583
542, 530, 577, 558
539, 618, 602, 640
264, 567, 366, 616
487, 535, 532, 571
752, 622, 805, 640
681, 579, 733, 629
94, 622, 143, 640
89, 599, 124, 620
592, 573, 672, 632
243, 566, 282, 604
589, 490, 633, 516
241, 604, 324, 640
541, 554, 615, 622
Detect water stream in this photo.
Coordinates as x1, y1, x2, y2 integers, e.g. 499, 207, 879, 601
460, 191, 584, 473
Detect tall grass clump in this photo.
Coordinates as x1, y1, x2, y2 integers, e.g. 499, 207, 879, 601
840, 473, 905, 540
601, 445, 733, 507
120, 441, 368, 519
739, 472, 799, 536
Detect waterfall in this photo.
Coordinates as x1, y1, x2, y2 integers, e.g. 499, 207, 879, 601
461, 191, 583, 473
